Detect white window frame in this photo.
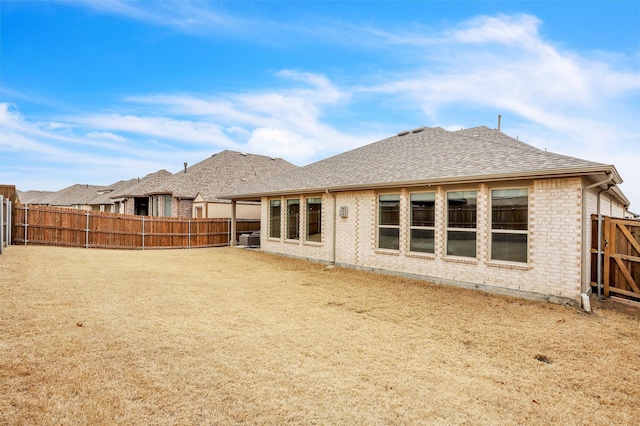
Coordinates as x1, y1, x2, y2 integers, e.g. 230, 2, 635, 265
286, 198, 300, 240
446, 190, 478, 258
490, 188, 529, 264
305, 197, 322, 243
268, 199, 282, 239
409, 192, 436, 254
378, 193, 400, 250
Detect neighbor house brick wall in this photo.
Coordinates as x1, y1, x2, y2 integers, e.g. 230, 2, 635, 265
173, 198, 193, 218
259, 177, 603, 305
124, 199, 135, 216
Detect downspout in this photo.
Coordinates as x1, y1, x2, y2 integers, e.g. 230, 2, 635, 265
596, 184, 614, 299
581, 172, 613, 311
326, 189, 336, 265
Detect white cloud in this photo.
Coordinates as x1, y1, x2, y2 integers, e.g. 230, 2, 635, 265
86, 131, 127, 142
62, 0, 264, 38
450, 14, 543, 47
67, 114, 237, 148
245, 128, 317, 165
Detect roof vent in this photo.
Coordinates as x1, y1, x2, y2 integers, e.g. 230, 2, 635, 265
240, 152, 247, 156
397, 130, 410, 136
411, 126, 426, 133
270, 156, 276, 160
183, 162, 187, 173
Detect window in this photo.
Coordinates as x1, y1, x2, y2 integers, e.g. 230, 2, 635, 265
410, 192, 435, 253
447, 191, 477, 258
491, 188, 528, 263
163, 196, 172, 217
269, 200, 281, 238
378, 194, 400, 250
306, 198, 322, 242
287, 199, 300, 240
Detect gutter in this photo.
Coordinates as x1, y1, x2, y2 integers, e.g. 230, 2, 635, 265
581, 172, 614, 311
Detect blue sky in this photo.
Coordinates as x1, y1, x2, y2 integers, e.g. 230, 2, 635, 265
1, 1, 639, 208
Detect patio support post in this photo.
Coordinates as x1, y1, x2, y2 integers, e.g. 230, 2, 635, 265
230, 200, 237, 246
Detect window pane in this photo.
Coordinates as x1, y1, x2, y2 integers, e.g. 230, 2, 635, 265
492, 189, 528, 230
379, 227, 400, 250
447, 230, 476, 257
269, 200, 281, 238
287, 199, 300, 240
448, 191, 477, 228
306, 198, 322, 242
491, 233, 528, 263
410, 229, 434, 253
379, 194, 400, 226
164, 196, 172, 217
411, 192, 435, 227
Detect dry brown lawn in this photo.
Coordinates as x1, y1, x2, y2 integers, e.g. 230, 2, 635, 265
1, 246, 639, 425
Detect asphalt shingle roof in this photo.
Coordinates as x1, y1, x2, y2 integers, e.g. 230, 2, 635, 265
144, 150, 298, 202
110, 170, 173, 198
17, 190, 57, 205
223, 126, 612, 198
42, 184, 107, 206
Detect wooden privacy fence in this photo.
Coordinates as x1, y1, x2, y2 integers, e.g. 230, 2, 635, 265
13, 204, 260, 250
591, 215, 640, 302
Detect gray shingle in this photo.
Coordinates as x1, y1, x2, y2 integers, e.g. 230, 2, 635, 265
110, 170, 173, 198
144, 150, 298, 202
223, 126, 609, 198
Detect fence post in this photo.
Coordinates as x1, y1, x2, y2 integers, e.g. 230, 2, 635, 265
0, 195, 4, 254
604, 216, 611, 297
188, 218, 191, 249
24, 204, 28, 245
142, 216, 145, 250
85, 211, 90, 248
6, 199, 11, 246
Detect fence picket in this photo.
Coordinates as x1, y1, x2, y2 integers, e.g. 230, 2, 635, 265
12, 204, 259, 249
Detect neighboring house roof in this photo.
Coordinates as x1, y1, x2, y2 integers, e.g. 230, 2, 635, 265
145, 150, 298, 202
85, 177, 145, 206
43, 184, 108, 207
17, 190, 57, 205
223, 126, 627, 204
110, 169, 172, 199
18, 169, 172, 206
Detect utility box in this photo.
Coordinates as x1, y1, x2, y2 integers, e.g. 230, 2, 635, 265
239, 231, 260, 247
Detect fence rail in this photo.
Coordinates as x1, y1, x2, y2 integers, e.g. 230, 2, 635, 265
12, 204, 259, 250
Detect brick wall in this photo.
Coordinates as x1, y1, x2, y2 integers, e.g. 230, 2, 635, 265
174, 198, 193, 218
260, 177, 613, 305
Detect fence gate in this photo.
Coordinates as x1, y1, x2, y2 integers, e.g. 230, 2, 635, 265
603, 216, 640, 302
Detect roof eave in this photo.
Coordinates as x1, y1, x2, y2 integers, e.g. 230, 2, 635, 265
224, 165, 622, 201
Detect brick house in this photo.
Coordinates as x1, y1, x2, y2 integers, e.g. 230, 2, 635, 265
144, 150, 298, 219
110, 170, 173, 215
223, 126, 630, 308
